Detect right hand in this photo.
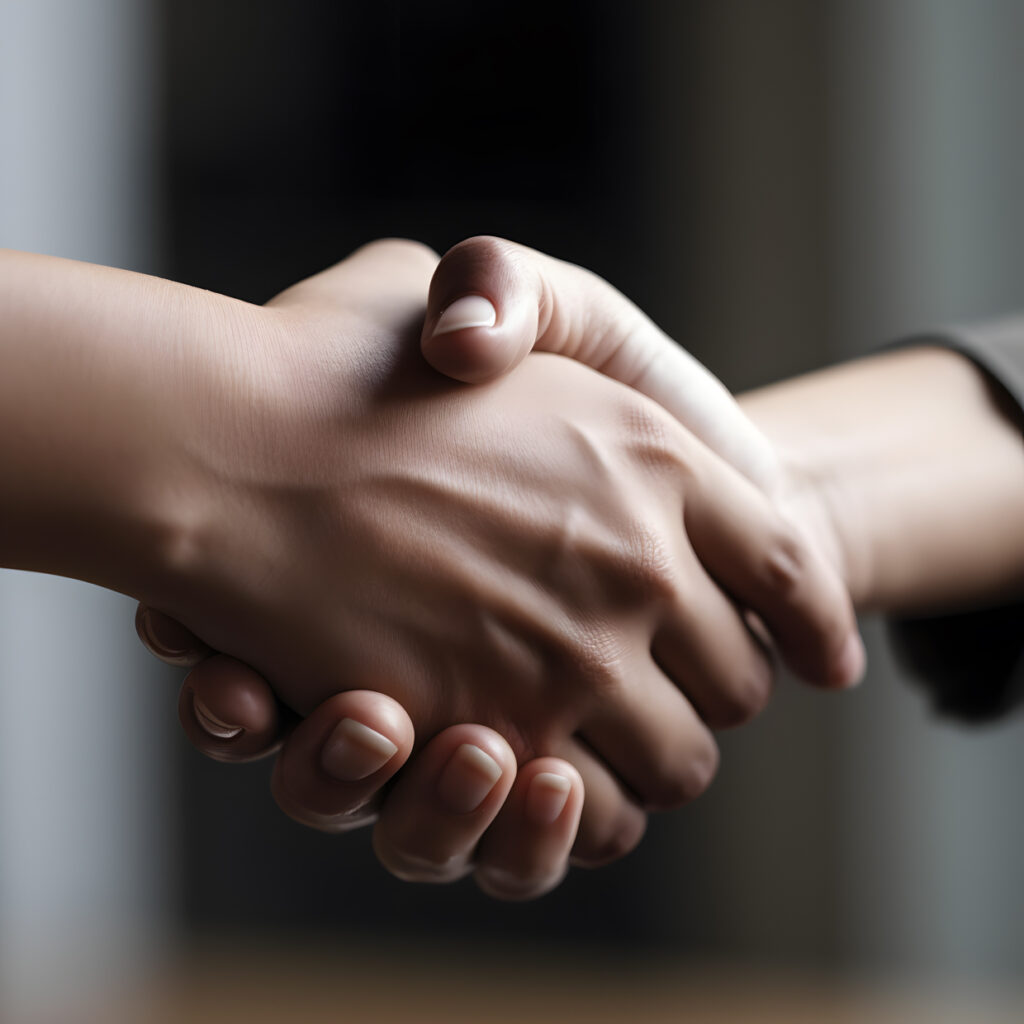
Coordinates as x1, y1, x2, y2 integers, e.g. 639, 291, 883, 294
416, 235, 865, 686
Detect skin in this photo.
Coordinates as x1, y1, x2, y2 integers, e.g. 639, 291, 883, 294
741, 344, 1024, 613
135, 238, 884, 898
147, 238, 1024, 899
1, 240, 860, 900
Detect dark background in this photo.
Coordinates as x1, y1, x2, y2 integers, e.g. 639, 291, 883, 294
162, 1, 658, 308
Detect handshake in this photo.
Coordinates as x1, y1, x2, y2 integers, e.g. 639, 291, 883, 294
1, 235, 871, 900
132, 235, 867, 899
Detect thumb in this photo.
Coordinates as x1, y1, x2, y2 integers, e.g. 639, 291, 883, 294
422, 235, 780, 491
421, 236, 541, 384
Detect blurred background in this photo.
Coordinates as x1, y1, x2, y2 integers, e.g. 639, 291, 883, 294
2, 0, 1024, 1020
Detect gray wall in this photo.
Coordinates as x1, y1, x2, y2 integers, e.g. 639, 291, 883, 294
831, 0, 1024, 976
645, 0, 1024, 976
0, 0, 171, 1015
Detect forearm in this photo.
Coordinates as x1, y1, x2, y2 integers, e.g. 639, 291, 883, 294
0, 250, 267, 599
738, 346, 1024, 614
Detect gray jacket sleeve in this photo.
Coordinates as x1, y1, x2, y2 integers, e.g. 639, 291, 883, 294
886, 318, 1024, 722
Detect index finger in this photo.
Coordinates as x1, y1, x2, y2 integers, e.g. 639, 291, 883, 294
681, 438, 865, 689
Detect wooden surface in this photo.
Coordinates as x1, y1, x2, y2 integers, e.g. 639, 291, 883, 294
29, 940, 1024, 1024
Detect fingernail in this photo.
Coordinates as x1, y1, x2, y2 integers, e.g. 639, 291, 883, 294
432, 295, 496, 336
193, 695, 243, 740
525, 772, 572, 825
321, 718, 399, 782
834, 632, 867, 687
136, 606, 199, 665
436, 743, 503, 813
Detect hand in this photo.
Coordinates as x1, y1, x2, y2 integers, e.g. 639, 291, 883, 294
136, 237, 861, 896
139, 239, 759, 852
139, 607, 587, 900
417, 235, 861, 677
169, 242, 790, 746
420, 236, 782, 493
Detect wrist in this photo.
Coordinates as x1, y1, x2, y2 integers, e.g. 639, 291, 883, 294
140, 301, 371, 646
0, 250, 288, 608
739, 346, 1024, 615
134, 300, 307, 612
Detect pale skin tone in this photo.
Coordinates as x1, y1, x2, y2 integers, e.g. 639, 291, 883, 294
0, 240, 862, 899
137, 238, 1024, 899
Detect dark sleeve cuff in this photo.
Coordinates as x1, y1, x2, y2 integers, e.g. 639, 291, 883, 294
887, 600, 1024, 723
888, 316, 1024, 422
884, 317, 1024, 722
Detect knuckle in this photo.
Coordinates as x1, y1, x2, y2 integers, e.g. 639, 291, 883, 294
644, 738, 720, 810
360, 237, 439, 268
556, 517, 678, 612
567, 633, 629, 699
705, 694, 760, 731
619, 399, 689, 477
622, 523, 678, 605
760, 520, 855, 682
763, 525, 808, 598
705, 660, 776, 730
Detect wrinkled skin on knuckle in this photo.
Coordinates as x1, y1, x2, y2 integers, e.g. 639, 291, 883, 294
618, 396, 691, 481
445, 590, 599, 748
536, 486, 677, 615
560, 629, 632, 706
620, 521, 678, 607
